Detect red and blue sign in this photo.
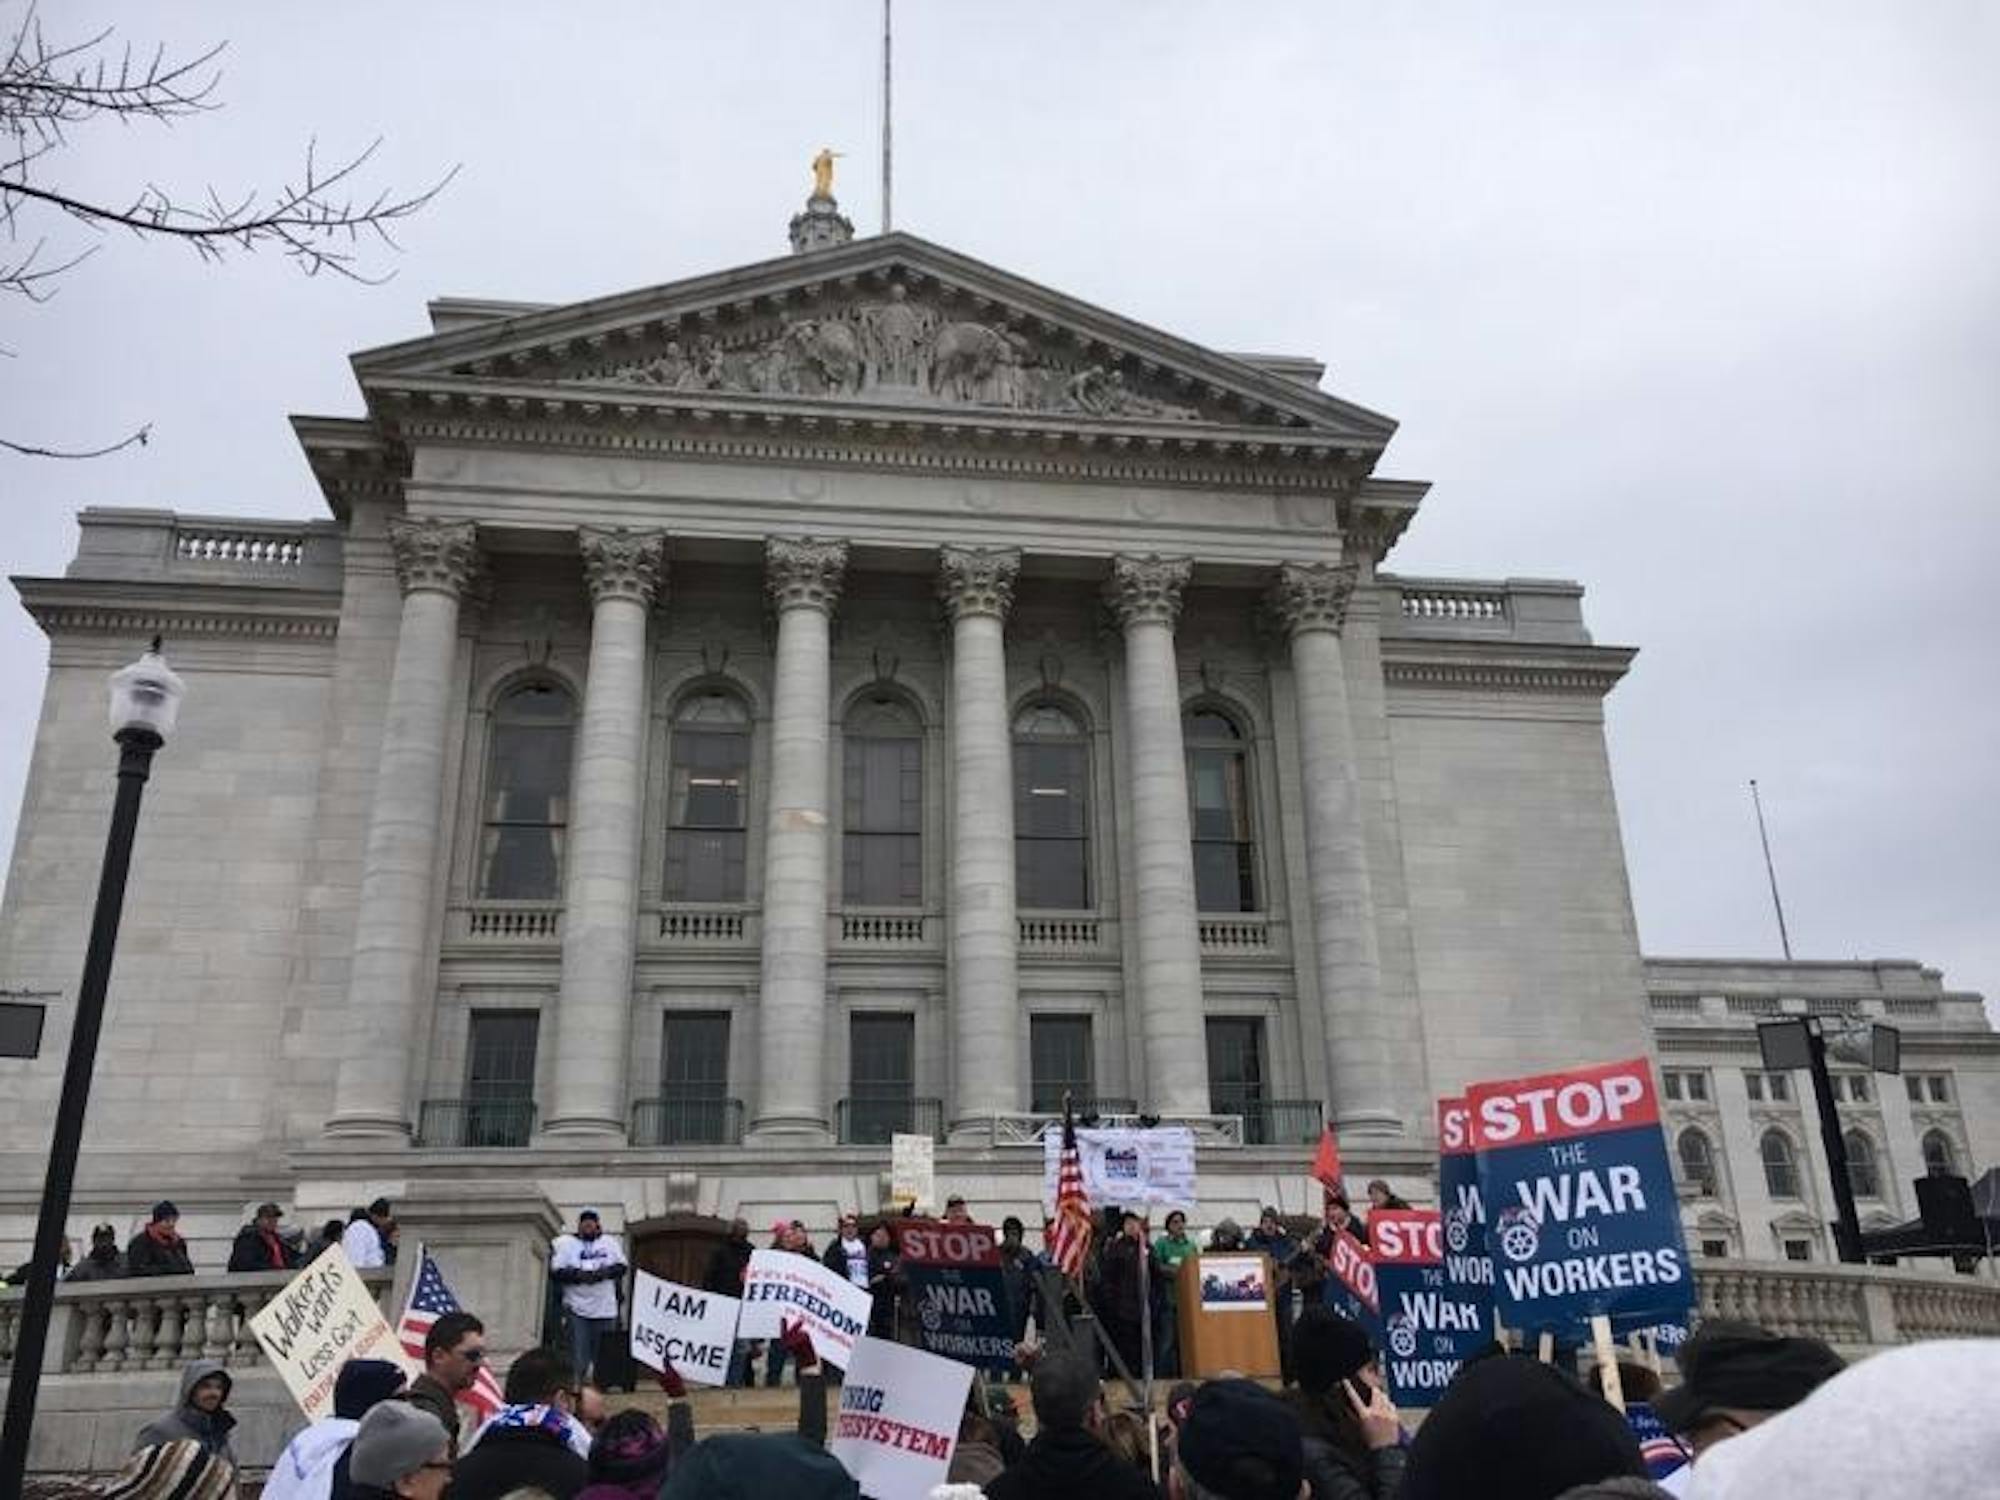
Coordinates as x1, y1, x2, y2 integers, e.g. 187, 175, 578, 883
1368, 1209, 1488, 1408
897, 1221, 1016, 1370
1466, 1057, 1694, 1337
1437, 1097, 1496, 1328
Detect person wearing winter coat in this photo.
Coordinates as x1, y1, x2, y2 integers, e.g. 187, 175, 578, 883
263, 1358, 406, 1500
63, 1223, 128, 1283
451, 1347, 591, 1500
1096, 1213, 1148, 1378
126, 1202, 195, 1277
1284, 1307, 1405, 1500
133, 1358, 237, 1466
227, 1202, 301, 1273
703, 1217, 756, 1386
982, 1354, 1161, 1500
342, 1401, 452, 1500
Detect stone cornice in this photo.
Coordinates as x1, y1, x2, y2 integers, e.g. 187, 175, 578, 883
291, 415, 407, 523
1104, 554, 1192, 630
387, 517, 481, 599
937, 545, 1020, 623
14, 577, 341, 642
1381, 639, 1637, 698
579, 525, 666, 609
764, 536, 847, 613
1266, 561, 1358, 638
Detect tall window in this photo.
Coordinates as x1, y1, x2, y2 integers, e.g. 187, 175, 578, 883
1922, 1129, 1957, 1177
657, 1012, 732, 1144
1206, 1016, 1267, 1143
665, 690, 751, 903
1677, 1128, 1719, 1197
843, 697, 923, 907
1844, 1129, 1881, 1198
1761, 1129, 1801, 1199
847, 1012, 916, 1143
1030, 1016, 1094, 1113
1014, 703, 1091, 909
479, 681, 575, 899
465, 1011, 538, 1147
1185, 708, 1258, 912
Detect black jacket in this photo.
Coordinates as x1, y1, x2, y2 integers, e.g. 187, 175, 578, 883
227, 1223, 299, 1273
450, 1424, 588, 1500
984, 1426, 1162, 1500
702, 1236, 753, 1297
126, 1229, 194, 1277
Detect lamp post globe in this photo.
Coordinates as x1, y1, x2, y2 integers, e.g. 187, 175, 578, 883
108, 634, 185, 742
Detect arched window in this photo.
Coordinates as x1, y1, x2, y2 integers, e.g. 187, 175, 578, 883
665, 689, 752, 903
844, 696, 923, 907
1184, 707, 1258, 912
1761, 1130, 1801, 1199
1844, 1129, 1881, 1199
1922, 1129, 1957, 1177
1677, 1128, 1719, 1197
478, 680, 576, 900
1014, 702, 1091, 909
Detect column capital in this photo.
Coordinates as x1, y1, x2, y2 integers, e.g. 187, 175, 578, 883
764, 535, 848, 613
579, 525, 667, 608
937, 545, 1021, 623
1104, 553, 1192, 630
387, 517, 481, 598
1267, 561, 1359, 638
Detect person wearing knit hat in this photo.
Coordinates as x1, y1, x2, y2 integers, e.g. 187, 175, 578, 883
1652, 1319, 1843, 1462
1283, 1306, 1405, 1500
263, 1358, 410, 1500
1402, 1354, 1654, 1500
347, 1402, 451, 1499
577, 1409, 678, 1500
126, 1202, 194, 1278
1172, 1378, 1306, 1500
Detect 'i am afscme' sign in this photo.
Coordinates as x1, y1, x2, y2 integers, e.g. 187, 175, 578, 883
1368, 1209, 1487, 1408
1466, 1057, 1693, 1337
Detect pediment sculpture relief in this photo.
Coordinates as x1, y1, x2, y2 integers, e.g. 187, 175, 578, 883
567, 286, 1210, 422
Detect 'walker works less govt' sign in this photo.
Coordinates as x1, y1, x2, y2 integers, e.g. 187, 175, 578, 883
1467, 1057, 1693, 1337
1367, 1209, 1487, 1408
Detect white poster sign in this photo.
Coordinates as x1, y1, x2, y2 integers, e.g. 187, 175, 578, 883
1042, 1125, 1198, 1210
249, 1246, 414, 1422
890, 1132, 935, 1213
830, 1335, 974, 1500
738, 1248, 874, 1370
628, 1269, 742, 1387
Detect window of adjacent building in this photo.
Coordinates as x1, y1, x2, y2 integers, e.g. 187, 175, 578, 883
1013, 703, 1091, 909
1906, 1073, 1952, 1105
1745, 1071, 1792, 1104
1922, 1129, 1957, 1177
1843, 1129, 1881, 1199
1834, 1073, 1872, 1104
843, 697, 923, 907
658, 1011, 731, 1143
465, 1010, 538, 1147
1677, 1127, 1719, 1197
1700, 1238, 1730, 1259
664, 690, 751, 903
1184, 708, 1258, 913
847, 1012, 916, 1144
1761, 1129, 1801, 1199
478, 681, 575, 900
1782, 1238, 1813, 1263
1205, 1016, 1267, 1142
1663, 1069, 1709, 1103
1030, 1016, 1094, 1114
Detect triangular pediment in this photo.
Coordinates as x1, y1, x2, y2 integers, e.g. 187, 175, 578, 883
352, 233, 1396, 444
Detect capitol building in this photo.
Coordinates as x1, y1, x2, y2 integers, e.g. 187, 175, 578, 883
1, 190, 1993, 1330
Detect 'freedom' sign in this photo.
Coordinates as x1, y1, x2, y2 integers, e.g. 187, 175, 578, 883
1467, 1057, 1693, 1336
1368, 1209, 1488, 1408
898, 1221, 1016, 1370
739, 1249, 874, 1370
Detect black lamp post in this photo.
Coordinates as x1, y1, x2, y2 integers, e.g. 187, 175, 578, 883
1757, 1015, 1901, 1265
0, 640, 183, 1490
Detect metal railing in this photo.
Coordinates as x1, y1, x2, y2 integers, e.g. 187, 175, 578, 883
1209, 1095, 1323, 1147
836, 1096, 944, 1145
1027, 1095, 1138, 1119
630, 1095, 745, 1146
416, 1097, 537, 1148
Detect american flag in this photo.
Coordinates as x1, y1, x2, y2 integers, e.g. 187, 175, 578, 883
1049, 1098, 1093, 1280
397, 1242, 504, 1422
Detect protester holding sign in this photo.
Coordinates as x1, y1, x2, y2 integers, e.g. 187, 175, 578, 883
1368, 1209, 1487, 1409
1282, 1307, 1405, 1500
896, 1220, 1016, 1370
827, 1336, 974, 1499
628, 1270, 743, 1388
249, 1245, 413, 1425
740, 1246, 874, 1372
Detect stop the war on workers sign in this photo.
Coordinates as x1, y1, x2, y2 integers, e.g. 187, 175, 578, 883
1368, 1209, 1488, 1408
628, 1270, 741, 1387
739, 1248, 873, 1370
1437, 1097, 1496, 1322
898, 1220, 1016, 1370
1467, 1057, 1693, 1335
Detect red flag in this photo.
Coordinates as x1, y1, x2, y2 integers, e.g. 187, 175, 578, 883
1312, 1123, 1345, 1197
1049, 1100, 1094, 1280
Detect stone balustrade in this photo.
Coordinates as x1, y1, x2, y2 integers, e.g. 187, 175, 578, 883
0, 1267, 395, 1376
64, 508, 344, 589
1377, 574, 1594, 646
1692, 1256, 2000, 1348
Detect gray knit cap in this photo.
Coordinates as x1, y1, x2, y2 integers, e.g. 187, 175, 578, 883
349, 1401, 449, 1486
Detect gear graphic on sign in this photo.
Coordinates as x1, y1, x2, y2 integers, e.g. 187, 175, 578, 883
919, 1301, 942, 1332
1496, 1208, 1541, 1264
1388, 1318, 1419, 1359
1444, 1210, 1471, 1255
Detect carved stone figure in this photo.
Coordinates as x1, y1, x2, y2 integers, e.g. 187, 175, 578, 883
635, 340, 690, 387
931, 321, 1025, 403
856, 285, 933, 386
811, 148, 838, 200
779, 315, 864, 395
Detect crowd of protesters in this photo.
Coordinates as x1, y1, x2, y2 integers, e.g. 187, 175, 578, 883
5, 1198, 401, 1291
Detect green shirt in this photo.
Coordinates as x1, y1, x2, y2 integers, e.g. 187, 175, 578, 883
1153, 1233, 1197, 1271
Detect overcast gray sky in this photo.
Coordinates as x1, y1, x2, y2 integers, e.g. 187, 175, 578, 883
3, 2, 1994, 1009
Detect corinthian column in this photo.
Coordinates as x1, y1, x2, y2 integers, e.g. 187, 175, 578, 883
750, 536, 847, 1141
545, 526, 666, 1139
1267, 561, 1397, 1134
939, 546, 1022, 1130
1105, 554, 1209, 1116
327, 518, 480, 1138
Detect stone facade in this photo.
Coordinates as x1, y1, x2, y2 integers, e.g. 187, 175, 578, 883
1, 226, 1984, 1298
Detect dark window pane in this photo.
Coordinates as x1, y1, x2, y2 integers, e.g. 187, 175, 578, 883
466, 1011, 538, 1148
667, 709, 750, 902
479, 684, 575, 900
1186, 739, 1256, 912
1031, 1017, 1093, 1113
1014, 718, 1091, 911
1206, 1017, 1267, 1144
662, 1012, 730, 1092
845, 725, 923, 906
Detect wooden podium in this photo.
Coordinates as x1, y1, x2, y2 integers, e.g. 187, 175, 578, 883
1175, 1252, 1280, 1378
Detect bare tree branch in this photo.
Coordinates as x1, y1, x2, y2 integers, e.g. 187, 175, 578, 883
0, 423, 149, 460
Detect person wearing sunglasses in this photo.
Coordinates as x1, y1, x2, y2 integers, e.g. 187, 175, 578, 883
405, 1311, 486, 1456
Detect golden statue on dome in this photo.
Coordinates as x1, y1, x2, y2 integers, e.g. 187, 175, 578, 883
811, 147, 841, 200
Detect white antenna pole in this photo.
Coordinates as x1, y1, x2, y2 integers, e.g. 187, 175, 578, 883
881, 0, 893, 233
1749, 778, 1794, 960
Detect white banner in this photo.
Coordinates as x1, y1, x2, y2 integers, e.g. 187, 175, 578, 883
1042, 1125, 1198, 1210
249, 1246, 414, 1422
890, 1132, 935, 1213
830, 1335, 973, 1500
738, 1248, 874, 1370
628, 1270, 741, 1387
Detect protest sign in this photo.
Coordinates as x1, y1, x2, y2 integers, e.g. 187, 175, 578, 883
1319, 1224, 1380, 1329
830, 1335, 974, 1500
628, 1269, 741, 1386
1467, 1057, 1694, 1336
249, 1245, 412, 1421
1042, 1125, 1196, 1210
897, 1220, 1015, 1369
1197, 1253, 1269, 1312
1437, 1095, 1496, 1323
1369, 1209, 1488, 1408
890, 1132, 935, 1213
739, 1247, 873, 1370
